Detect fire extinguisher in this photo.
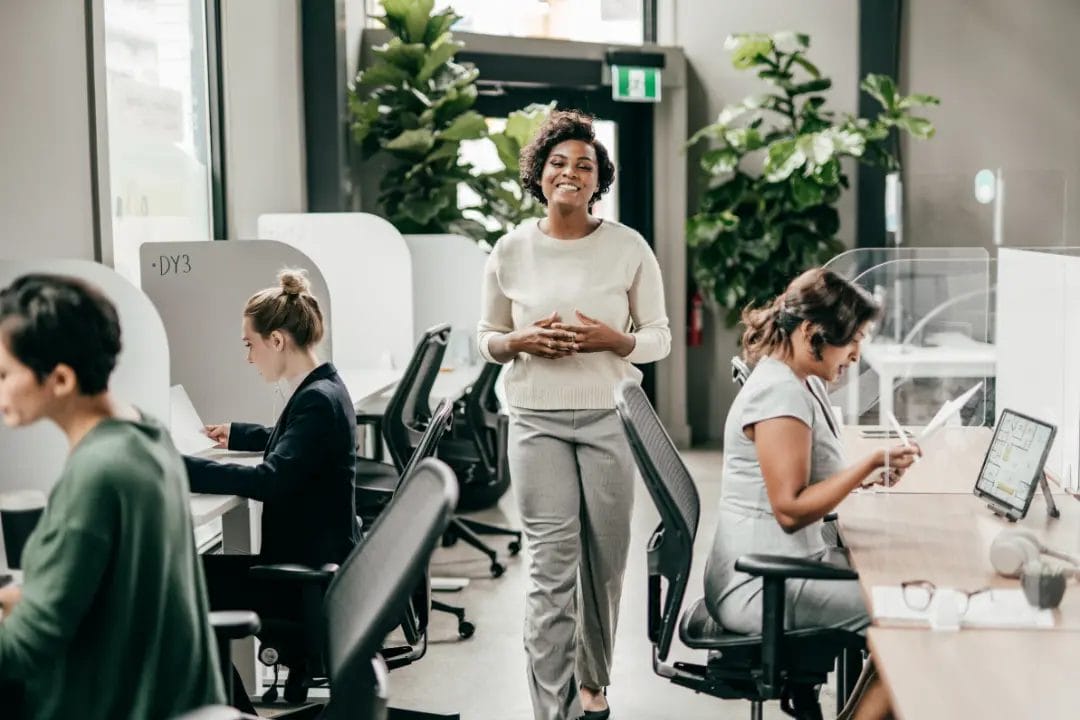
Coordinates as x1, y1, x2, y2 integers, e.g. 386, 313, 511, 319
688, 290, 704, 347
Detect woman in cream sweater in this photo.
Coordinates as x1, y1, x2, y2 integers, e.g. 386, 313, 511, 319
477, 110, 671, 720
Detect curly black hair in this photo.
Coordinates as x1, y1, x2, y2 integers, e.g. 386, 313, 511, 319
519, 110, 616, 210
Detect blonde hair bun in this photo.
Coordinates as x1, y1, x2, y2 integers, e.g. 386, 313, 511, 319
277, 268, 311, 297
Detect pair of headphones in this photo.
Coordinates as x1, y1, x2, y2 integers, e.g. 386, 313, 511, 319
989, 528, 1080, 609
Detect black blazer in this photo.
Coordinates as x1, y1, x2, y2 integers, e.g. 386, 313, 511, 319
184, 362, 359, 566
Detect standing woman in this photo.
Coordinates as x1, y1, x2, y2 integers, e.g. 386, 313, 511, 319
478, 110, 671, 720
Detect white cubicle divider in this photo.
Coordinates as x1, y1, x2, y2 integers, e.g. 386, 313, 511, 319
995, 248, 1080, 490
405, 233, 486, 365
0, 259, 170, 557
257, 213, 414, 370
140, 240, 332, 427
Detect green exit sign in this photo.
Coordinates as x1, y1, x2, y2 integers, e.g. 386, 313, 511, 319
611, 65, 661, 103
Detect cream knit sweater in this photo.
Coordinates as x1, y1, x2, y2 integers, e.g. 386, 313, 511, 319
477, 219, 671, 410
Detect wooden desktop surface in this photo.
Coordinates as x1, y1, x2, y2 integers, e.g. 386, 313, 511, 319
838, 424, 1080, 718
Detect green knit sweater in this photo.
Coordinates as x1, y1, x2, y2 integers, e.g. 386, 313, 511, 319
0, 415, 225, 719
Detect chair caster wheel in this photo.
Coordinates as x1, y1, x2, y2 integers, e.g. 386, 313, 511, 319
490, 562, 505, 578
508, 540, 522, 555
261, 686, 278, 704
441, 531, 458, 548
458, 620, 476, 639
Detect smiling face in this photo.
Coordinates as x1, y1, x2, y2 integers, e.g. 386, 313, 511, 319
242, 316, 287, 382
540, 139, 600, 211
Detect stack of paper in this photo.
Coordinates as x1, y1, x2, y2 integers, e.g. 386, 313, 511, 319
871, 585, 1054, 629
169, 385, 218, 456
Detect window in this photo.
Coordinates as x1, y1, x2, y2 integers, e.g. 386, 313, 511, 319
103, 0, 215, 286
366, 0, 644, 46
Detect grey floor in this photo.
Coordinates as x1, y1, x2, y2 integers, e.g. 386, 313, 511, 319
386, 449, 840, 720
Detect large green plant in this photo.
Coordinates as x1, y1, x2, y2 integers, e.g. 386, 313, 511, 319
687, 32, 940, 326
349, 0, 550, 247
349, 0, 489, 239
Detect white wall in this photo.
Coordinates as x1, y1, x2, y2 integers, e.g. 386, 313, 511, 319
672, 0, 860, 442
902, 0, 1080, 248
0, 0, 98, 260
220, 0, 307, 238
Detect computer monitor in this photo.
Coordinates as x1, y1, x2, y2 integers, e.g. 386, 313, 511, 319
973, 409, 1056, 521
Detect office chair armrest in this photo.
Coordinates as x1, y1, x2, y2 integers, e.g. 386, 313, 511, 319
736, 554, 858, 700
248, 563, 340, 584
209, 610, 261, 640
735, 554, 857, 581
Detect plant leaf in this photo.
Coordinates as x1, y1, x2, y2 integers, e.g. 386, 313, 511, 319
385, 128, 436, 155
790, 173, 825, 210
439, 110, 487, 141
897, 93, 941, 109
861, 74, 898, 112
892, 115, 935, 139
788, 78, 832, 95
701, 147, 741, 175
790, 55, 821, 78
355, 62, 410, 89
424, 8, 459, 45
416, 34, 463, 84
763, 139, 806, 182
375, 38, 427, 74
726, 33, 774, 70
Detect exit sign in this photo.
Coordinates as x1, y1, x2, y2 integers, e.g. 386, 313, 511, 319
612, 65, 661, 103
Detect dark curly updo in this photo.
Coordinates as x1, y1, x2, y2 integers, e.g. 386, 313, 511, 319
519, 110, 616, 210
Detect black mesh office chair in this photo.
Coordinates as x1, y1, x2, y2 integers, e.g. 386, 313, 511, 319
613, 380, 865, 720
357, 327, 513, 578
438, 362, 522, 551
177, 458, 457, 720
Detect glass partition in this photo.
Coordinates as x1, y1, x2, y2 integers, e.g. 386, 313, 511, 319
826, 250, 993, 430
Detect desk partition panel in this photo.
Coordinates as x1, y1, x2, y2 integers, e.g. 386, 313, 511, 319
996, 248, 1080, 491
404, 233, 487, 367
257, 213, 414, 371
140, 240, 332, 427
0, 259, 170, 560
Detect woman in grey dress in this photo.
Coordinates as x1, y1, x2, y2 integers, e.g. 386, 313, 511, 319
703, 268, 920, 720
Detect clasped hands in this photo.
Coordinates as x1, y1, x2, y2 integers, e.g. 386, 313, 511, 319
511, 311, 633, 359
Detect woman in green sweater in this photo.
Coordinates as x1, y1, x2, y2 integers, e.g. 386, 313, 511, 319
0, 274, 224, 719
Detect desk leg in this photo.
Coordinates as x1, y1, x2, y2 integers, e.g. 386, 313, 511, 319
221, 502, 258, 698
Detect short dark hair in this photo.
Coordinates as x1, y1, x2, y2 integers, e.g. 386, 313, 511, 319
519, 109, 616, 210
742, 268, 881, 364
0, 274, 122, 394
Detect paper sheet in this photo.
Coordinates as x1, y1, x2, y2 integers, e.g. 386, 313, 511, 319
169, 385, 218, 456
871, 585, 1054, 629
919, 381, 985, 443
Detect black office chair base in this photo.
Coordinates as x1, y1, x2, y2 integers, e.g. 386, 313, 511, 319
442, 517, 518, 577
432, 598, 475, 639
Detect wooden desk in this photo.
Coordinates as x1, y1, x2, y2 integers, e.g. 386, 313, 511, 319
838, 445, 1080, 718
838, 493, 1080, 627
869, 627, 1080, 719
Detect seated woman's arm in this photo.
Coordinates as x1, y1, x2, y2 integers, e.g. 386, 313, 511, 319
185, 393, 331, 501
754, 417, 908, 533
227, 423, 273, 452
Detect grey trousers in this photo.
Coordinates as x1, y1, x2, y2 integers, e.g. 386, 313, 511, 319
507, 408, 636, 720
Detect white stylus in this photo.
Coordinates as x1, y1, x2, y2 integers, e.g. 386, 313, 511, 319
886, 410, 920, 471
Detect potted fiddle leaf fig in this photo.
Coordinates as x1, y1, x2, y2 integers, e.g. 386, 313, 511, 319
687, 31, 940, 326
348, 0, 490, 241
